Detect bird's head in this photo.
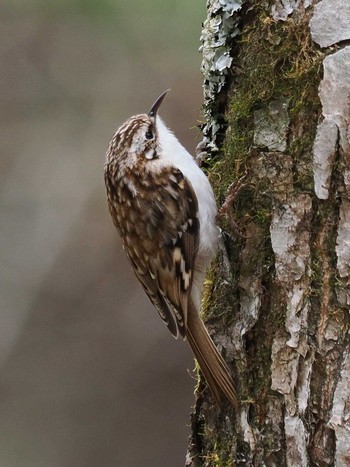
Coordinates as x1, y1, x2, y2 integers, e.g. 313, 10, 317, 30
106, 90, 170, 165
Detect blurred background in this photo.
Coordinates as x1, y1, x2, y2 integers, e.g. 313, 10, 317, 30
0, 1, 206, 465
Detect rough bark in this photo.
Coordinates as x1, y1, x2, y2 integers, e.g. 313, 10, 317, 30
186, 1, 350, 466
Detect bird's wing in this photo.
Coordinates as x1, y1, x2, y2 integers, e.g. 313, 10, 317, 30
125, 166, 199, 339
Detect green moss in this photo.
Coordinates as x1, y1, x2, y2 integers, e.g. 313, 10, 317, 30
209, 9, 323, 202
199, 420, 240, 467
203, 447, 235, 467
201, 248, 240, 323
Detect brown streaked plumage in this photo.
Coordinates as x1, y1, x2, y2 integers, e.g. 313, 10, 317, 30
104, 91, 238, 409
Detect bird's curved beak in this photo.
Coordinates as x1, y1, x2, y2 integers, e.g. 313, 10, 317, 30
148, 89, 170, 117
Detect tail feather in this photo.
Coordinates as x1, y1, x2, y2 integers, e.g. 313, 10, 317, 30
186, 303, 238, 409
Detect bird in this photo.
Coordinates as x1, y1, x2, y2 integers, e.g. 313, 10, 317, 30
104, 90, 238, 409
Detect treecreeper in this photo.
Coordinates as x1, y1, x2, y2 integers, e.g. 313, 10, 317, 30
104, 90, 238, 409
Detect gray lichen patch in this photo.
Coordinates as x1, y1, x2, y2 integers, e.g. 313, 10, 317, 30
236, 224, 264, 337
318, 47, 350, 169
310, 0, 350, 48
271, 334, 312, 464
336, 199, 350, 279
329, 349, 350, 466
271, 334, 300, 396
271, 0, 312, 22
200, 0, 245, 152
254, 152, 294, 200
311, 46, 350, 287
312, 120, 338, 200
270, 195, 312, 282
284, 415, 309, 466
253, 99, 289, 152
313, 47, 350, 199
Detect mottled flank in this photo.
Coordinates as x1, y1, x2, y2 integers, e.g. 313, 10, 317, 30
105, 156, 199, 337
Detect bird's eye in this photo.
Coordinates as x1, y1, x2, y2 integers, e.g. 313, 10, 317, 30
145, 129, 154, 140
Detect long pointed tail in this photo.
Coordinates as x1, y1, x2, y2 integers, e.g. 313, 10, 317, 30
186, 303, 238, 409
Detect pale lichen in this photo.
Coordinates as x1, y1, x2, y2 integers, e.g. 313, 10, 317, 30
336, 199, 350, 279
200, 0, 245, 152
253, 99, 290, 152
285, 415, 309, 466
310, 0, 350, 48
310, 6, 350, 293
329, 349, 350, 466
312, 47, 350, 200
271, 0, 312, 21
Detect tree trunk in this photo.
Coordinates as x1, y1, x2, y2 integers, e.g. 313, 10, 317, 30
186, 1, 350, 465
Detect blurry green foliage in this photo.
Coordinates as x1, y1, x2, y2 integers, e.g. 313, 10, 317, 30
3, 0, 206, 59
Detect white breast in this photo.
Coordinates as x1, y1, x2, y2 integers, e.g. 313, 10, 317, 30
156, 117, 219, 261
